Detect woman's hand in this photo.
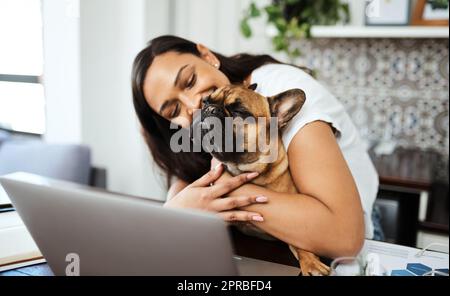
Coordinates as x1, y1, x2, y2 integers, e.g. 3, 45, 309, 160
163, 163, 268, 222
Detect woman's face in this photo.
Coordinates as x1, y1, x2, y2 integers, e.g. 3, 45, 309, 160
143, 45, 230, 128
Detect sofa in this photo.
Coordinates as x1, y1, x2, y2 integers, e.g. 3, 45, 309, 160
0, 129, 106, 189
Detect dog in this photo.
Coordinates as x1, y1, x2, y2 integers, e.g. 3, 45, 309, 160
199, 83, 330, 276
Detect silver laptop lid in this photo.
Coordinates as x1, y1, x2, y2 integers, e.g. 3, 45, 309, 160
0, 172, 238, 276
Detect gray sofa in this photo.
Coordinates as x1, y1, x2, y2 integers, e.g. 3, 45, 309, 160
0, 130, 106, 188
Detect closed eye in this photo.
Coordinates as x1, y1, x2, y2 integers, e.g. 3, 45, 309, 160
186, 72, 196, 89
169, 103, 180, 118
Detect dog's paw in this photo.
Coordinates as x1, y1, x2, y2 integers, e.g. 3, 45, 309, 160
289, 246, 330, 276
299, 257, 330, 276
294, 249, 330, 276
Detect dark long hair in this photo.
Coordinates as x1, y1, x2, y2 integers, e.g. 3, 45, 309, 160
132, 35, 302, 187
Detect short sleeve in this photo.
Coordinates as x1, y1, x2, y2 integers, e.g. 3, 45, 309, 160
251, 63, 346, 150
282, 112, 342, 150
251, 63, 379, 239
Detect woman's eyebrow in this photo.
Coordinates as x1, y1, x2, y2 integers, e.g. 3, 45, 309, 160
174, 64, 189, 87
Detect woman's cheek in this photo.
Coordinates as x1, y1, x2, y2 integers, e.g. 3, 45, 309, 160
174, 115, 192, 128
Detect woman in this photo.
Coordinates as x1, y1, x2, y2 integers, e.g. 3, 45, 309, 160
132, 35, 381, 259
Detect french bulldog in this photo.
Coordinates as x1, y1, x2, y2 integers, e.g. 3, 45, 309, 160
199, 84, 330, 276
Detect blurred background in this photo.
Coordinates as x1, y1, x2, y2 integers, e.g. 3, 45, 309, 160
0, 0, 448, 250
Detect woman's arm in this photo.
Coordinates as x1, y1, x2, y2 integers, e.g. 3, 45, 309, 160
224, 121, 365, 259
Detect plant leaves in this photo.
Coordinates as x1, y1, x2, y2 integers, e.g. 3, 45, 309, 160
240, 0, 351, 57
240, 19, 252, 38
249, 2, 261, 17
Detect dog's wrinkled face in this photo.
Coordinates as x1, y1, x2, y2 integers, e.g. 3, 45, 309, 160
200, 84, 306, 169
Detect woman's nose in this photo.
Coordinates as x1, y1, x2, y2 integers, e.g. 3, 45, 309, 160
180, 92, 202, 115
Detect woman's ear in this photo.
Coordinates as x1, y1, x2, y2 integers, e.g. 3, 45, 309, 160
268, 89, 306, 130
196, 43, 220, 68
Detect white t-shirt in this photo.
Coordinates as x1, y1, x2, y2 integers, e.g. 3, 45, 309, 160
250, 63, 379, 239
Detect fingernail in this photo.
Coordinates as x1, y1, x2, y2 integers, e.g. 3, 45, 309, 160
247, 172, 259, 180
252, 215, 264, 222
214, 163, 222, 171
256, 196, 268, 203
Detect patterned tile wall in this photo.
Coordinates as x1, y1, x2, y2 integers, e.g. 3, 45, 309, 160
296, 38, 449, 158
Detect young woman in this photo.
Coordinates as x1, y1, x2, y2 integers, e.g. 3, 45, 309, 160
132, 35, 381, 259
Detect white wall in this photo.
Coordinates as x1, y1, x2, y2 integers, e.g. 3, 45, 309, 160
43, 0, 171, 199
42, 0, 82, 143
41, 0, 371, 199
146, 0, 173, 39
172, 0, 273, 56
79, 0, 168, 200
171, 0, 369, 57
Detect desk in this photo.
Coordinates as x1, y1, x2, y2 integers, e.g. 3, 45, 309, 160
369, 147, 444, 191
2, 233, 447, 276
369, 147, 449, 246
0, 226, 319, 276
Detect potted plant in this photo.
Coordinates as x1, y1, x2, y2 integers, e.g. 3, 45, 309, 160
240, 0, 350, 60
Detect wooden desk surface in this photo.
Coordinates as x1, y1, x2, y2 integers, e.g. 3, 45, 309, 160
370, 147, 449, 233
369, 147, 447, 191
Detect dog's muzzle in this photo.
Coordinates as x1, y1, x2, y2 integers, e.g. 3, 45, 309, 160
201, 104, 226, 121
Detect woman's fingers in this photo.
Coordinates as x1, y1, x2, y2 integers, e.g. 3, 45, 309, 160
217, 210, 264, 222
208, 172, 259, 198
211, 195, 268, 212
210, 157, 221, 170
190, 163, 224, 187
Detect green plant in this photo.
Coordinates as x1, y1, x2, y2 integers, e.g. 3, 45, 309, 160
428, 0, 449, 10
240, 0, 350, 60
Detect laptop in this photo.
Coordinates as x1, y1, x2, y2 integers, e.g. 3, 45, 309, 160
0, 172, 299, 276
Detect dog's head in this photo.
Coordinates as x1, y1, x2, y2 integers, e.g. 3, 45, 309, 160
200, 84, 306, 170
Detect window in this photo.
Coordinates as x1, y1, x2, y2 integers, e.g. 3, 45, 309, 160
0, 0, 45, 134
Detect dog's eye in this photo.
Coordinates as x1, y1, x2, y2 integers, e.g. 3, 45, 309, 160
226, 100, 253, 119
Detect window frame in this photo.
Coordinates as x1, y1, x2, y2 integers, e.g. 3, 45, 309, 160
0, 75, 45, 137
0, 0, 44, 137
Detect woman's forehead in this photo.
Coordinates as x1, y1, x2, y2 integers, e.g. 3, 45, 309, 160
148, 52, 200, 78
143, 52, 197, 108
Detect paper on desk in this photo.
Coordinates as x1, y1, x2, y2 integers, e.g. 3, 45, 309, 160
362, 240, 449, 276
0, 211, 44, 271
0, 185, 11, 206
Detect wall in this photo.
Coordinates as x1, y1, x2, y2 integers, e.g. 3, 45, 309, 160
79, 0, 168, 199
297, 38, 449, 157
42, 0, 82, 144
42, 0, 448, 199
173, 0, 274, 56
171, 0, 449, 162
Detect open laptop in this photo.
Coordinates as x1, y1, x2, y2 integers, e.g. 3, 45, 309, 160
0, 172, 299, 276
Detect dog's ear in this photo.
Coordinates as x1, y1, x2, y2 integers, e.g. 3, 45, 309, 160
248, 83, 258, 91
268, 89, 306, 130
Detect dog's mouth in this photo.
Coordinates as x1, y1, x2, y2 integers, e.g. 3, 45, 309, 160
189, 111, 269, 165
201, 104, 226, 121
190, 104, 260, 164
